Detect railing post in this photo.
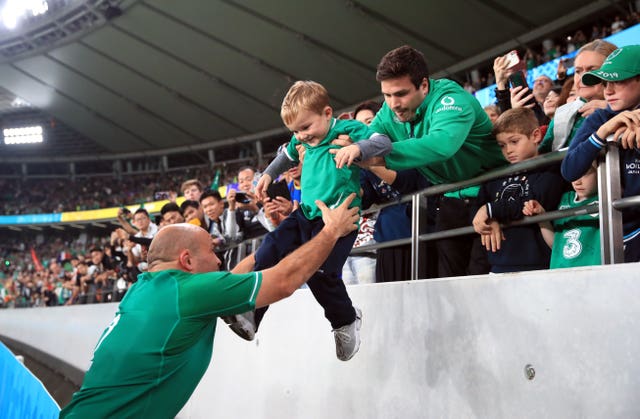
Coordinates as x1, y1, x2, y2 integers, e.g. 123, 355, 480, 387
410, 193, 421, 281
598, 143, 624, 264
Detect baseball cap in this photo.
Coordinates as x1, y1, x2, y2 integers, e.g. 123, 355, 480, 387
582, 45, 640, 86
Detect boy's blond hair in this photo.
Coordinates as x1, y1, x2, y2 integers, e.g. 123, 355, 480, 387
492, 108, 539, 137
180, 179, 203, 194
280, 81, 330, 126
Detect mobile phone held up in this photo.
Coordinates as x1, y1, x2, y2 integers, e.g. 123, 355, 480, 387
234, 192, 252, 204
266, 180, 291, 201
508, 71, 537, 107
505, 50, 520, 69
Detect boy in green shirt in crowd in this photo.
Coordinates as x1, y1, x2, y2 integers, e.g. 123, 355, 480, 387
524, 162, 601, 268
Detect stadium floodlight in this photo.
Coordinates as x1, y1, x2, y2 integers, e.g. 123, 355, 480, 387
1, 0, 49, 30
3, 125, 44, 144
11, 97, 31, 108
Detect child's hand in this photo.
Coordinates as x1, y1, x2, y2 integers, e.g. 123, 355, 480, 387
255, 174, 272, 201
295, 144, 306, 163
597, 109, 640, 145
481, 221, 505, 252
331, 144, 362, 169
523, 199, 545, 216
472, 205, 492, 235
610, 110, 640, 149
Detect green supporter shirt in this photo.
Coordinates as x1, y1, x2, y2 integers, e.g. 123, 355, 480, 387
369, 78, 506, 198
286, 118, 373, 219
60, 269, 262, 419
550, 191, 601, 269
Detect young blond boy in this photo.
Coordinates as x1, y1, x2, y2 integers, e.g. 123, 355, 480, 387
232, 81, 391, 361
561, 44, 640, 262
524, 163, 600, 268
472, 108, 566, 273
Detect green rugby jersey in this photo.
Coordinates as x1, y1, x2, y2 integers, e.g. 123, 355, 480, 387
286, 118, 373, 220
60, 269, 261, 419
551, 191, 601, 269
370, 78, 506, 197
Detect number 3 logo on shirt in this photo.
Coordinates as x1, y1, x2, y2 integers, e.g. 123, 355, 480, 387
562, 229, 582, 259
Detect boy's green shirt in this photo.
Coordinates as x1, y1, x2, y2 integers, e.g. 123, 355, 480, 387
286, 118, 372, 219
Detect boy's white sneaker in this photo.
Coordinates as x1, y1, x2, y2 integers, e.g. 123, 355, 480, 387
333, 307, 362, 361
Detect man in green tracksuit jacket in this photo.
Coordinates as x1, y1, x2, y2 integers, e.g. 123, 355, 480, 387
368, 45, 507, 277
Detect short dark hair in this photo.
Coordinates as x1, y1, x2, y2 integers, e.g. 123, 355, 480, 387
134, 208, 149, 218
199, 190, 222, 203
160, 202, 182, 216
89, 246, 103, 254
180, 200, 199, 212
376, 45, 429, 88
354, 101, 381, 119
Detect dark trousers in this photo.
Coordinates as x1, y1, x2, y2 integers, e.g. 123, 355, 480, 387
435, 197, 490, 278
253, 209, 357, 330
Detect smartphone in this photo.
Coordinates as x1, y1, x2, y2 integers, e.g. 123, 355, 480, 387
234, 192, 251, 204
508, 70, 528, 88
266, 180, 291, 201
508, 71, 537, 107
505, 50, 520, 69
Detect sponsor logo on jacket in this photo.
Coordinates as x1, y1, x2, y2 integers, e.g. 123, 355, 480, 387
435, 96, 462, 113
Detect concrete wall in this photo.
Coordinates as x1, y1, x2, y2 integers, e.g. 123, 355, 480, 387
2, 263, 639, 418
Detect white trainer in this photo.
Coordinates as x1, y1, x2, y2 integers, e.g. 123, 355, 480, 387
333, 307, 362, 361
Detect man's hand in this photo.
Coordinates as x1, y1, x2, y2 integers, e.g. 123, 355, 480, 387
263, 196, 293, 227
255, 174, 272, 201
510, 86, 535, 109
226, 189, 237, 211
267, 196, 293, 217
316, 193, 359, 239
330, 144, 362, 169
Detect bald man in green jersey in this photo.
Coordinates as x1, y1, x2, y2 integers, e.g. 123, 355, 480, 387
60, 195, 359, 419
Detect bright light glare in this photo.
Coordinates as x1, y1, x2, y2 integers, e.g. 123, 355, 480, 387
1, 0, 49, 30
3, 125, 44, 144
11, 97, 31, 108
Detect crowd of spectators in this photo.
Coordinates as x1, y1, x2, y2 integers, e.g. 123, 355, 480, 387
462, 6, 640, 93
0, 160, 267, 215
1, 9, 639, 310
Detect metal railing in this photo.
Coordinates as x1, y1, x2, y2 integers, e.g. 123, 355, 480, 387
224, 143, 633, 279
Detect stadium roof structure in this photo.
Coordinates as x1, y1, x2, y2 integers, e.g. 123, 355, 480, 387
0, 0, 629, 163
